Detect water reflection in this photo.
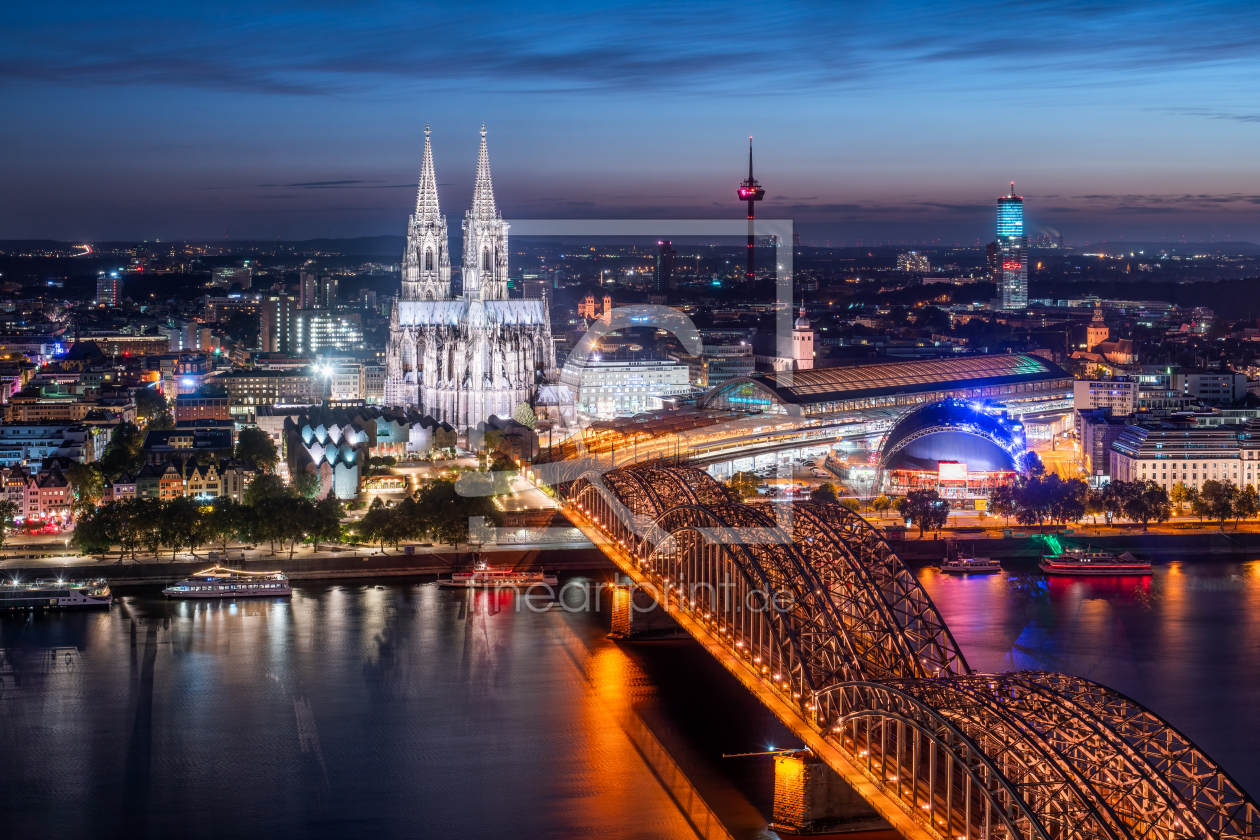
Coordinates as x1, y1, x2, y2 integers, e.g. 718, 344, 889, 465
0, 579, 790, 840
917, 560, 1260, 795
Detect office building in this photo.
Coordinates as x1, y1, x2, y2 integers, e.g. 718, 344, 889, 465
1111, 420, 1260, 490
996, 183, 1027, 309
293, 310, 364, 354
1076, 408, 1130, 478
96, 274, 121, 306
261, 294, 296, 353
559, 348, 690, 419
1174, 370, 1249, 404
1073, 379, 1137, 416
654, 240, 677, 292
299, 273, 317, 309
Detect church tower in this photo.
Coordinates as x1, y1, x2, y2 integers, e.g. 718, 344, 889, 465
461, 126, 509, 301
401, 125, 451, 301
793, 304, 814, 370
1087, 305, 1109, 350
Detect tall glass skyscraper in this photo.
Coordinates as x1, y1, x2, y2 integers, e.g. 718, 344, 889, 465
996, 183, 1027, 309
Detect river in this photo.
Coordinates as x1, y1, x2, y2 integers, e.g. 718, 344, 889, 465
2, 561, 1258, 839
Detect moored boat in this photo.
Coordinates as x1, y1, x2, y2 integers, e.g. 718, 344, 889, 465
163, 565, 292, 598
940, 556, 1002, 574
438, 559, 558, 589
1039, 549, 1151, 577
0, 578, 112, 611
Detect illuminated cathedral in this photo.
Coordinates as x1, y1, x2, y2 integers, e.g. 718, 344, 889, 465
384, 126, 555, 430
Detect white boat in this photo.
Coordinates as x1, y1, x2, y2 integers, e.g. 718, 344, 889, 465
438, 559, 558, 589
163, 565, 293, 598
0, 578, 112, 611
939, 556, 1002, 574
1039, 549, 1151, 577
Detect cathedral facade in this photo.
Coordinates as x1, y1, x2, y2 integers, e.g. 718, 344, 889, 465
384, 126, 556, 430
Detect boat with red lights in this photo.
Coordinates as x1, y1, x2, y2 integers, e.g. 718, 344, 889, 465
1039, 549, 1151, 577
438, 559, 557, 589
162, 565, 292, 598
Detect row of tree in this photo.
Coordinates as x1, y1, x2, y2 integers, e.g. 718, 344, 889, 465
73, 477, 342, 560
988, 476, 1260, 532
354, 479, 503, 550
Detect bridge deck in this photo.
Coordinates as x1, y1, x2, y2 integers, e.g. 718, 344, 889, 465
564, 505, 934, 840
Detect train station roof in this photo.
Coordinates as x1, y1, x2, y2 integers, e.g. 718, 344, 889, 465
701, 353, 1068, 408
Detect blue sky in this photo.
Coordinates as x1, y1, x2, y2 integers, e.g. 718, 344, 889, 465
4, 1, 1260, 243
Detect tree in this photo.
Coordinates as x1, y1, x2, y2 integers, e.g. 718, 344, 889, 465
988, 484, 1017, 526
65, 462, 104, 520
839, 497, 861, 513
133, 385, 168, 423
872, 495, 892, 519
159, 496, 207, 560
71, 504, 115, 558
357, 497, 393, 551
727, 472, 760, 501
0, 499, 18, 549
1170, 482, 1192, 516
1236, 485, 1259, 527
1198, 480, 1238, 529
310, 494, 344, 552
99, 422, 145, 480
244, 473, 287, 507
896, 489, 950, 538
1084, 488, 1107, 531
147, 411, 176, 431
204, 497, 245, 552
292, 468, 321, 500
1102, 481, 1128, 526
810, 482, 841, 503
1022, 451, 1045, 476
235, 427, 279, 474
512, 402, 537, 430
1122, 481, 1172, 532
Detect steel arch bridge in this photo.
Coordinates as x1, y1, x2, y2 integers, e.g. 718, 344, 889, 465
562, 464, 1260, 840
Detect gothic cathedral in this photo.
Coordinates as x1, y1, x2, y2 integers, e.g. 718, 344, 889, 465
384, 126, 556, 430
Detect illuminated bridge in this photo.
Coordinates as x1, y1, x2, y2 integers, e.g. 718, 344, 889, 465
558, 463, 1260, 840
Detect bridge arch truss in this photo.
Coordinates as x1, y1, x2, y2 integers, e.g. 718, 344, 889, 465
564, 465, 1260, 840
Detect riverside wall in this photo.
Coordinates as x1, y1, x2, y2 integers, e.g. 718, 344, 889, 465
890, 530, 1260, 563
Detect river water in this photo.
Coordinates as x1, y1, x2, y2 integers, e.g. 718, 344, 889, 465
3, 561, 1259, 839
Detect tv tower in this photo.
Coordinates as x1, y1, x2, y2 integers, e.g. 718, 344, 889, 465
737, 137, 765, 281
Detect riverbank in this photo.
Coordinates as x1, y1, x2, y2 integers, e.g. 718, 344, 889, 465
2, 547, 615, 587
890, 529, 1260, 562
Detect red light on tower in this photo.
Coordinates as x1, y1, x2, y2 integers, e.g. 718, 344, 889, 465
738, 136, 765, 282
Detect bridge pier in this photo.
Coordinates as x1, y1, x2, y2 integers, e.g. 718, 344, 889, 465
771, 751, 890, 835
607, 581, 680, 639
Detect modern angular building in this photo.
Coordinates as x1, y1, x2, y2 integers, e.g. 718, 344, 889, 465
996, 183, 1027, 309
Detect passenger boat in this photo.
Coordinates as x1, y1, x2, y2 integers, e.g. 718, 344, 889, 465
939, 556, 1002, 574
438, 559, 558, 589
0, 578, 112, 611
939, 542, 1001, 574
162, 565, 292, 598
1039, 549, 1151, 577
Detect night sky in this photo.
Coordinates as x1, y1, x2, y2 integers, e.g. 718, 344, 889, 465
4, 1, 1260, 244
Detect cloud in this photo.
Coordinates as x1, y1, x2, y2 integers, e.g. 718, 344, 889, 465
3, 1, 1260, 97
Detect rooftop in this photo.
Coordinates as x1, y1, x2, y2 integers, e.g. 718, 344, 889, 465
713, 353, 1068, 406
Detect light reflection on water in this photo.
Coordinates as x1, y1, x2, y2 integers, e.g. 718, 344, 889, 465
916, 560, 1260, 794
4, 563, 1258, 838
0, 578, 789, 840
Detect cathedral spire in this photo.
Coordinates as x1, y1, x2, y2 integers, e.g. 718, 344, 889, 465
470, 124, 497, 219
414, 123, 441, 221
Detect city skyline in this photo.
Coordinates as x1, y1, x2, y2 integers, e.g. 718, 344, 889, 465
4, 2, 1260, 243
